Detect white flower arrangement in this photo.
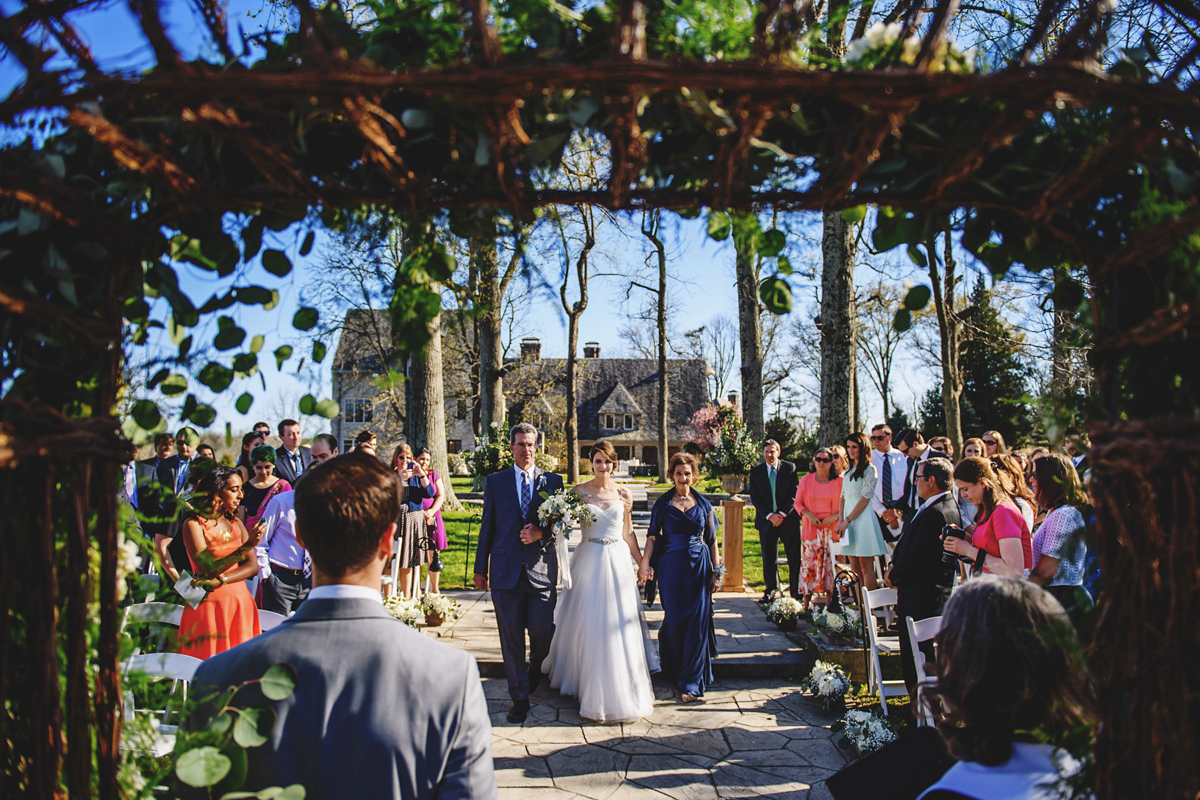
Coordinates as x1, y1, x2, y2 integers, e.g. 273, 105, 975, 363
835, 709, 899, 756
844, 21, 976, 74
536, 488, 596, 540
766, 596, 805, 623
802, 660, 851, 701
812, 605, 863, 637
383, 594, 422, 627
418, 592, 461, 621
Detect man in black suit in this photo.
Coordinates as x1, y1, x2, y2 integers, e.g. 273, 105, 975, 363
274, 418, 312, 485
885, 456, 961, 698
747, 439, 801, 603
133, 433, 172, 513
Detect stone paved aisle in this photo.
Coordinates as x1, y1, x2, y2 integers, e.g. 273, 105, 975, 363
484, 675, 845, 800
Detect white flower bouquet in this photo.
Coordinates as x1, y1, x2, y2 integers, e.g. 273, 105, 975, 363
766, 596, 805, 624
802, 660, 852, 702
383, 594, 422, 627
536, 488, 596, 541
834, 709, 899, 757
419, 592, 461, 621
812, 606, 863, 638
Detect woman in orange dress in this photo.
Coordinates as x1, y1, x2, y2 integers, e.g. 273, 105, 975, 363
792, 448, 844, 610
178, 466, 263, 659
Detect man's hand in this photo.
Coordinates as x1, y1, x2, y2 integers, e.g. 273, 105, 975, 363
519, 523, 543, 545
473, 572, 488, 591
881, 508, 898, 525
768, 512, 783, 527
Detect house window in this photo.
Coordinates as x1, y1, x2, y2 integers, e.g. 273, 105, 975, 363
616, 446, 632, 460
344, 398, 373, 423
447, 440, 462, 454
456, 398, 467, 419
625, 414, 634, 430
343, 439, 354, 454
603, 414, 614, 429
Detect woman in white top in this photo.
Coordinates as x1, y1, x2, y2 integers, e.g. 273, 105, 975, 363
919, 577, 1091, 800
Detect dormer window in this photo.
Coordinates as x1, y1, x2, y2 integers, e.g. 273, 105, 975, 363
625, 414, 634, 429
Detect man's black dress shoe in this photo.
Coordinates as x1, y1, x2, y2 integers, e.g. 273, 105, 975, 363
507, 700, 530, 724
759, 591, 776, 605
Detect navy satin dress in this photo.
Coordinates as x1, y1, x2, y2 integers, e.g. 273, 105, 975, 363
651, 501, 718, 697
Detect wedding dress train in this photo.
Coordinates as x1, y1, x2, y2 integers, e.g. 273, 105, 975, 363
542, 503, 660, 723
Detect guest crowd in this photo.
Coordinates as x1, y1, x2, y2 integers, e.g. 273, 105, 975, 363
121, 420, 449, 659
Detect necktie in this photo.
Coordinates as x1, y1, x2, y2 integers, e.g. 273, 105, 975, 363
177, 459, 190, 493
768, 466, 777, 513
124, 465, 136, 502
293, 451, 302, 475
520, 471, 532, 518
882, 454, 893, 508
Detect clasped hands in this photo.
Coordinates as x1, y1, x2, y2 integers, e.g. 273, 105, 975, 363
518, 523, 543, 546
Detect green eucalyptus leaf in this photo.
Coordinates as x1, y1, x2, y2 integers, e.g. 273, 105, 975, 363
707, 211, 732, 241
249, 334, 265, 354
214, 325, 247, 351
758, 229, 786, 257
292, 307, 319, 331
178, 335, 193, 360
232, 706, 275, 748
676, 207, 702, 220
841, 205, 867, 224
148, 368, 170, 390
198, 362, 234, 392
242, 219, 264, 261
893, 308, 913, 332
216, 745, 248, 796
188, 404, 217, 428
776, 255, 794, 275
758, 276, 793, 314
299, 231, 315, 257
906, 244, 927, 267
904, 285, 932, 310
235, 286, 274, 307
235, 393, 254, 415
262, 249, 292, 278
312, 341, 327, 363
298, 394, 316, 416
207, 712, 233, 735
314, 399, 340, 419
260, 662, 298, 701
181, 393, 198, 420
274, 346, 293, 370
131, 400, 162, 431
175, 746, 231, 788
275, 786, 307, 800
232, 353, 258, 374
161, 373, 188, 397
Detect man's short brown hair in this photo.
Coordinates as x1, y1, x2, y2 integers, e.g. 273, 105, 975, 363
294, 454, 400, 579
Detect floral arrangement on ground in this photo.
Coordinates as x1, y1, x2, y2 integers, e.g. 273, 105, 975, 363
802, 660, 852, 702
384, 594, 422, 627
834, 708, 900, 757
811, 605, 863, 638
765, 596, 806, 624
419, 592, 461, 621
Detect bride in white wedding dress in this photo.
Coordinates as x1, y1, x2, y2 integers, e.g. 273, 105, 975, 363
542, 441, 660, 723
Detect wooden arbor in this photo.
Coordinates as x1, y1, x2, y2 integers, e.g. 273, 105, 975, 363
2, 0, 1199, 797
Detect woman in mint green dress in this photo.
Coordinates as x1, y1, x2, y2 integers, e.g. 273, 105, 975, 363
836, 432, 887, 592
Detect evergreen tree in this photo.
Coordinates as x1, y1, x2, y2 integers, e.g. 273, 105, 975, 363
920, 282, 1037, 445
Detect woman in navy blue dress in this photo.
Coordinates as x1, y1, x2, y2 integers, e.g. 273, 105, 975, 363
640, 452, 722, 702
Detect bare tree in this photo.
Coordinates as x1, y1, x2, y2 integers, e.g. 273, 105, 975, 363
857, 280, 919, 422
640, 210, 670, 480
684, 315, 738, 401
927, 227, 965, 455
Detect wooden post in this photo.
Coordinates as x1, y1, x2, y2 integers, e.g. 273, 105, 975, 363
720, 498, 747, 592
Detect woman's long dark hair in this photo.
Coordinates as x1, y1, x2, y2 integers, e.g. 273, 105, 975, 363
845, 432, 870, 481
954, 456, 1010, 523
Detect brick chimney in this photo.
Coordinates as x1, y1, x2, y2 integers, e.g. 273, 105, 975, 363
583, 342, 601, 358
727, 390, 739, 409
520, 337, 541, 362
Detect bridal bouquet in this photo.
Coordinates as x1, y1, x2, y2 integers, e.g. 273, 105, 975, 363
537, 488, 596, 541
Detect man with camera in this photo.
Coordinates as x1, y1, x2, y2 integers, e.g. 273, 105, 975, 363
885, 456, 961, 698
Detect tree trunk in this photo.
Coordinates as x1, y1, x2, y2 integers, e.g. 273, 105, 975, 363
475, 234, 506, 436
819, 209, 857, 446
929, 230, 964, 454
406, 299, 462, 511
642, 212, 670, 480
733, 214, 764, 439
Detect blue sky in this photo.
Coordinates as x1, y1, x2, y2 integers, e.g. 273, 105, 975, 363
2, 0, 951, 442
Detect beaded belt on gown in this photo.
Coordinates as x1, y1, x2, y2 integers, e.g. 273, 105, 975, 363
586, 537, 620, 545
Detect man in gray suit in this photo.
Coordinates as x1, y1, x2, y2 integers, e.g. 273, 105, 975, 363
473, 422, 564, 724
192, 453, 495, 799
273, 418, 312, 485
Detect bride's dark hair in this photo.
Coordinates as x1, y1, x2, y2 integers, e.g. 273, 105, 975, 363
590, 440, 618, 465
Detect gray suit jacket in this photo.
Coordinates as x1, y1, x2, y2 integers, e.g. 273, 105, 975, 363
473, 467, 563, 590
273, 446, 312, 485
191, 598, 495, 800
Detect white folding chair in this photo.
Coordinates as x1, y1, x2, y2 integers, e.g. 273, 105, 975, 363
905, 615, 944, 727
121, 653, 203, 758
122, 602, 184, 654
862, 586, 906, 715
258, 609, 287, 631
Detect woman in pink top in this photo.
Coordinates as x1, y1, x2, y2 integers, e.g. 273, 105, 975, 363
943, 457, 1032, 577
793, 447, 844, 609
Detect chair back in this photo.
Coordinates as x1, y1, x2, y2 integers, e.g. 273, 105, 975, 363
905, 615, 944, 727
126, 652, 202, 683
123, 602, 184, 628
258, 609, 287, 631
862, 586, 905, 715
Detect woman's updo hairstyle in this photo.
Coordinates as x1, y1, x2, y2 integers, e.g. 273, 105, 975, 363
590, 440, 618, 465
668, 451, 699, 478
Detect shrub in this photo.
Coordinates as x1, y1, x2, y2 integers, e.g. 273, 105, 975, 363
534, 452, 558, 473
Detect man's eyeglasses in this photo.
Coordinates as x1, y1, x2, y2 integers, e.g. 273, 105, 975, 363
930, 446, 947, 453
870, 434, 888, 441
814, 457, 832, 463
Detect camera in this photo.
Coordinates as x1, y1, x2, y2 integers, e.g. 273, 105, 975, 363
941, 524, 973, 564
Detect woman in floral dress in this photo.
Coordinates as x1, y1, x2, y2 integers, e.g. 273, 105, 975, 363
792, 447, 843, 610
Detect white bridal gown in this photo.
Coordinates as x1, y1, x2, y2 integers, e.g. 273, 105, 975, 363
542, 501, 661, 723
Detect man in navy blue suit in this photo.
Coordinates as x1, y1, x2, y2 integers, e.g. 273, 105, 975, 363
473, 422, 564, 724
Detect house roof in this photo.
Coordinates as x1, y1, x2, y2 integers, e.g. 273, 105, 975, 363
597, 382, 644, 415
